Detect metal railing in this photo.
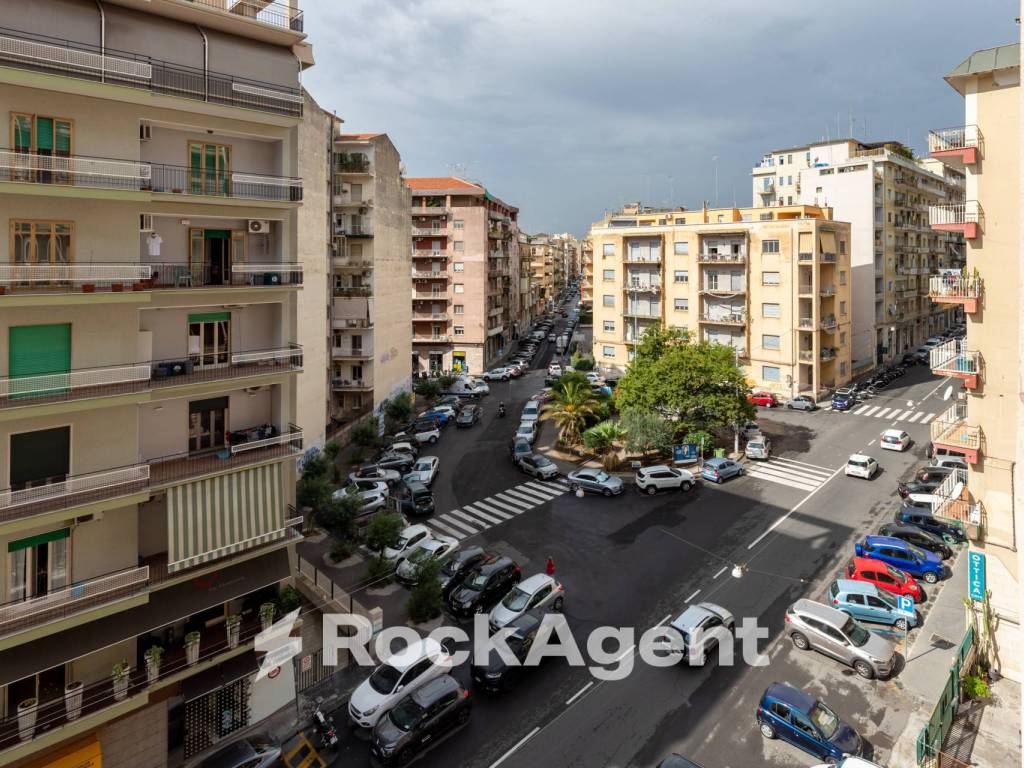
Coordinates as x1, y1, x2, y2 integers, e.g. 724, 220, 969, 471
930, 340, 979, 376
332, 378, 373, 390
0, 463, 150, 514
819, 285, 836, 296
0, 263, 150, 287
798, 284, 813, 294
333, 317, 373, 329
229, 423, 302, 454
412, 312, 447, 320
929, 275, 981, 301
148, 163, 302, 201
412, 270, 447, 279
623, 255, 662, 264
931, 401, 981, 451
183, 0, 304, 32
412, 227, 445, 237
699, 313, 746, 325
820, 316, 837, 329
699, 253, 746, 263
798, 350, 814, 363
701, 282, 745, 294
333, 285, 372, 296
930, 201, 981, 227
928, 125, 981, 154
0, 27, 302, 117
0, 362, 150, 401
411, 206, 448, 216
331, 345, 372, 358
412, 335, 450, 342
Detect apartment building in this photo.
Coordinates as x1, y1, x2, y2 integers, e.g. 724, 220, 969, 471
517, 231, 536, 333
752, 140, 965, 370
330, 132, 412, 423
580, 238, 593, 308
528, 233, 558, 317
590, 204, 853, 398
0, 1, 310, 765
408, 178, 518, 375
923, 42, 1021, 681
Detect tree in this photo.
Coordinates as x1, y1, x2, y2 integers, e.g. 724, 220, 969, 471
406, 559, 444, 624
553, 371, 590, 395
544, 380, 598, 446
318, 495, 359, 541
385, 392, 413, 424
615, 327, 754, 432
297, 473, 332, 515
363, 512, 405, 554
621, 410, 675, 456
436, 373, 457, 392
570, 352, 595, 371
681, 429, 716, 456
413, 378, 441, 401
583, 420, 626, 468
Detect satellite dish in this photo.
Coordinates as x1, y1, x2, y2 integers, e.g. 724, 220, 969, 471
943, 385, 953, 401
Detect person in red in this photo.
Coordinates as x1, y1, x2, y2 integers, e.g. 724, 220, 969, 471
545, 556, 555, 576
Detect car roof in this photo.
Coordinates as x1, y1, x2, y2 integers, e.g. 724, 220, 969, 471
848, 453, 873, 462
791, 598, 847, 625
705, 457, 729, 466
517, 573, 554, 592
410, 674, 461, 706
764, 682, 816, 713
670, 603, 720, 632
508, 608, 546, 635
834, 579, 878, 596
850, 556, 888, 572
476, 555, 514, 574
865, 534, 908, 548
638, 465, 673, 474
882, 428, 907, 437
383, 637, 445, 672
420, 536, 456, 552
203, 740, 258, 767
401, 524, 431, 537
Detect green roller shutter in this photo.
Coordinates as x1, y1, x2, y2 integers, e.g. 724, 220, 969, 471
203, 230, 230, 240
35, 118, 53, 151
9, 528, 69, 553
188, 312, 230, 323
9, 324, 71, 398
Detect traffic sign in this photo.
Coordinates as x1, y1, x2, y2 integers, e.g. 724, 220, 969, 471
968, 551, 986, 601
898, 595, 914, 615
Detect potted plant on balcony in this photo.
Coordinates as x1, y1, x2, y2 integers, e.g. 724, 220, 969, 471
144, 645, 163, 684
184, 631, 201, 667
259, 602, 277, 632
17, 698, 37, 741
111, 282, 124, 292
111, 661, 130, 701
225, 615, 242, 649
81, 282, 95, 293
64, 681, 84, 722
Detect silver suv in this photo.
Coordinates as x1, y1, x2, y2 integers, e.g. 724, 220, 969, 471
784, 599, 896, 679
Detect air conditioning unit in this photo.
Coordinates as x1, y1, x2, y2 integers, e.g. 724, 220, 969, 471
248, 219, 270, 234
139, 122, 152, 141
139, 213, 154, 232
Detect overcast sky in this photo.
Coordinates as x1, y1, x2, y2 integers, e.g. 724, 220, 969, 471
300, 0, 1017, 236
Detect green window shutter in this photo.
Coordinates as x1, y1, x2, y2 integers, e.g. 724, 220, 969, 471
35, 118, 54, 150
188, 312, 230, 323
9, 324, 71, 377
9, 528, 69, 553
202, 230, 230, 240
55, 121, 72, 153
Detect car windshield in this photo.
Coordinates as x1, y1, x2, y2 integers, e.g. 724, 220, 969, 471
885, 564, 908, 583
501, 587, 531, 611
842, 617, 873, 648
368, 663, 402, 695
875, 590, 897, 610
594, 471, 611, 483
810, 701, 840, 739
388, 697, 425, 732
395, 536, 410, 549
533, 456, 553, 467
464, 570, 489, 590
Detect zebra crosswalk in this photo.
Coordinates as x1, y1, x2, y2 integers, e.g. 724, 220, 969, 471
424, 479, 570, 540
741, 457, 835, 492
844, 404, 936, 424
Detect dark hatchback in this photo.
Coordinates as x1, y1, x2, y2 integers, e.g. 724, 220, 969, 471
373, 451, 417, 474
455, 404, 482, 428
878, 522, 954, 559
446, 555, 521, 620
440, 546, 488, 599
756, 682, 863, 762
895, 508, 967, 544
393, 480, 435, 517
471, 609, 546, 692
370, 675, 471, 766
831, 389, 856, 411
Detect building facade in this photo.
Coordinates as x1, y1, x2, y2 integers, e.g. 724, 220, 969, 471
752, 140, 965, 370
590, 204, 852, 399
924, 42, 1022, 682
580, 237, 593, 308
330, 133, 412, 424
407, 178, 518, 375
0, 0, 310, 765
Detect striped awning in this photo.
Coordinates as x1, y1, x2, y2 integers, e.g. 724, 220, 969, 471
168, 464, 285, 573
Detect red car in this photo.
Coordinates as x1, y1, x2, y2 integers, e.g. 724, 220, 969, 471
748, 391, 780, 408
845, 557, 923, 602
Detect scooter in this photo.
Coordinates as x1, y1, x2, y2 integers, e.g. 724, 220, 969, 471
498, 402, 506, 418
311, 699, 339, 750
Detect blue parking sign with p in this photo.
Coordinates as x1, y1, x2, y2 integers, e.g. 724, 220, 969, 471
898, 595, 914, 616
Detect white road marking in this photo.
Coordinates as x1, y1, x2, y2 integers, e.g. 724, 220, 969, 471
510, 486, 553, 503
464, 505, 506, 525
867, 439, 876, 446
896, 409, 913, 420
874, 407, 892, 418
613, 644, 637, 664
712, 565, 729, 579
437, 514, 479, 535
746, 462, 848, 550
853, 405, 870, 415
822, 406, 832, 411
505, 487, 547, 504
923, 412, 936, 422
743, 468, 819, 492
907, 412, 924, 423
465, 501, 513, 520
652, 613, 672, 628
493, 493, 533, 511
428, 519, 466, 539
762, 456, 833, 474
921, 377, 953, 402
490, 727, 541, 768
483, 497, 525, 515
863, 406, 880, 416
526, 481, 565, 498
565, 682, 594, 706
684, 589, 701, 603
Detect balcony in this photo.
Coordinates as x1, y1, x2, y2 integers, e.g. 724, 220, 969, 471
931, 469, 979, 530
412, 291, 448, 301
819, 285, 836, 297
334, 196, 372, 209
699, 313, 746, 326
412, 311, 448, 321
0, 463, 150, 526
821, 252, 837, 263
174, 0, 305, 33
929, 201, 981, 240
332, 377, 373, 391
626, 280, 662, 293
412, 270, 447, 280
335, 155, 371, 174
412, 335, 451, 343
700, 282, 745, 295
928, 125, 982, 167
623, 254, 662, 265
411, 206, 448, 217
333, 285, 372, 297
930, 340, 980, 389
332, 258, 373, 272
698, 253, 745, 264
798, 350, 814, 363
413, 227, 446, 237
929, 274, 981, 313
930, 401, 981, 464
334, 225, 373, 238
820, 347, 837, 362
757, 180, 776, 195
820, 316, 837, 330
0, 27, 303, 117
332, 317, 373, 330
623, 309, 662, 320
332, 345, 372, 360
489, 250, 508, 259
798, 284, 813, 295
413, 249, 447, 259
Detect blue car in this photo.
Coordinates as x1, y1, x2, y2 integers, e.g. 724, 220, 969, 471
854, 535, 944, 584
831, 388, 856, 410
756, 682, 863, 761
421, 409, 452, 426
828, 579, 917, 631
700, 457, 744, 484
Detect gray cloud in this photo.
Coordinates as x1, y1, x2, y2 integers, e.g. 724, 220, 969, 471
301, 0, 1016, 234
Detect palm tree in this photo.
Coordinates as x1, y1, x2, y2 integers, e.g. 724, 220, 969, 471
545, 381, 598, 446
583, 420, 627, 469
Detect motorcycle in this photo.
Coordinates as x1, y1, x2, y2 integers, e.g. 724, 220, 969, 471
311, 699, 339, 750
498, 403, 506, 418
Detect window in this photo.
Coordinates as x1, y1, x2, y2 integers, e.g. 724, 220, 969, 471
839, 270, 847, 285
762, 334, 780, 350
787, 154, 793, 163
454, 304, 464, 314
602, 269, 615, 281
762, 303, 780, 318
602, 346, 616, 358
806, 152, 811, 162
759, 213, 773, 221
453, 261, 464, 272
762, 366, 781, 382
762, 271, 780, 285
840, 301, 847, 316
840, 332, 847, 345
188, 141, 231, 195
840, 362, 848, 376
674, 270, 689, 283
674, 241, 689, 255
787, 196, 793, 205
602, 243, 615, 257
453, 241, 464, 252
787, 175, 793, 186
762, 239, 779, 254
602, 295, 614, 307
674, 298, 688, 311
11, 220, 73, 265
716, 215, 724, 223
603, 320, 615, 332
674, 217, 686, 225
839, 239, 846, 255
778, 156, 785, 166
454, 326, 465, 336
454, 283, 465, 294
453, 219, 464, 230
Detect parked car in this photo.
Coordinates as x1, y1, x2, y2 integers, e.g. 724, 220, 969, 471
440, 546, 488, 599
509, 437, 532, 463
854, 535, 945, 584
520, 401, 542, 422
447, 555, 522, 620
350, 464, 400, 487
517, 453, 559, 480
455, 405, 482, 428
403, 456, 440, 486
547, 363, 562, 376
827, 579, 917, 631
917, 464, 956, 483
739, 422, 761, 440
785, 600, 896, 679
189, 734, 281, 768
894, 508, 967, 544
332, 483, 388, 514
880, 428, 911, 452
370, 675, 471, 766
400, 421, 441, 445
897, 478, 941, 498
374, 451, 417, 474
748, 391, 780, 408
422, 405, 457, 426
434, 395, 464, 413
700, 457, 744, 484
878, 523, 953, 559
488, 573, 564, 632
635, 465, 696, 494
383, 524, 434, 561
756, 683, 864, 762
348, 638, 453, 729
927, 443, 968, 466
845, 454, 878, 480
396, 536, 459, 585
471, 609, 549, 692
665, 602, 735, 665
785, 395, 818, 411
831, 388, 857, 411
745, 435, 771, 460
482, 367, 512, 382
392, 480, 435, 517
845, 556, 923, 602
385, 438, 419, 457
566, 468, 624, 496
515, 420, 538, 445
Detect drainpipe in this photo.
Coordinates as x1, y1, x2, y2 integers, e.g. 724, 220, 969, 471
94, 0, 105, 83
196, 26, 208, 102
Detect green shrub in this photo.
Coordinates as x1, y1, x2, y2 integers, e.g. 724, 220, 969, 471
350, 421, 378, 450
437, 374, 457, 391
297, 473, 332, 513
365, 555, 395, 587
329, 540, 355, 562
963, 674, 990, 700
385, 392, 414, 424
413, 378, 441, 401
363, 512, 405, 554
571, 354, 595, 372
406, 560, 443, 623
276, 585, 303, 615
301, 453, 329, 479
681, 429, 716, 455
322, 441, 341, 462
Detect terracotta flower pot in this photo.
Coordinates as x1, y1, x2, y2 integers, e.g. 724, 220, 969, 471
111, 283, 124, 292
82, 283, 96, 293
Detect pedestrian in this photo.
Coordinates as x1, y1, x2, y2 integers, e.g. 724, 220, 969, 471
545, 556, 555, 576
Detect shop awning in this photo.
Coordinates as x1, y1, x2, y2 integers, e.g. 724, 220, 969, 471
183, 650, 259, 702
22, 735, 101, 768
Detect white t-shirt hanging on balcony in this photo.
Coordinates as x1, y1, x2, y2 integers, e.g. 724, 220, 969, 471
147, 233, 163, 256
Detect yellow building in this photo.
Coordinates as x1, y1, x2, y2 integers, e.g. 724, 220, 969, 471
590, 203, 853, 399
926, 42, 1022, 681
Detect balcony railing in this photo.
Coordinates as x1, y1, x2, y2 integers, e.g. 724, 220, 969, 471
758, 180, 775, 195
412, 291, 448, 300
699, 313, 746, 325
623, 309, 662, 319
412, 270, 447, 279
820, 316, 837, 330
819, 285, 836, 297
413, 312, 448, 321
623, 255, 662, 264
0, 463, 150, 523
820, 347, 837, 361
931, 468, 977, 527
335, 225, 373, 237
0, 27, 303, 117
0, 363, 149, 403
626, 281, 662, 292
333, 285, 372, 297
798, 350, 814, 363
821, 252, 837, 263
332, 378, 373, 390
929, 201, 981, 238
148, 163, 302, 201
700, 282, 745, 294
930, 401, 981, 462
411, 206, 448, 216
412, 335, 451, 343
928, 125, 981, 158
180, 0, 305, 32
929, 274, 981, 312
332, 345, 372, 359
333, 317, 374, 330
413, 227, 445, 237
335, 155, 370, 173
698, 253, 745, 263
930, 340, 980, 388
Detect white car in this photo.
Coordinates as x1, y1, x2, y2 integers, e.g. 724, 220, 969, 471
880, 428, 911, 452
547, 363, 562, 376
332, 483, 388, 513
386, 439, 419, 456
349, 465, 401, 487
520, 400, 541, 422
395, 536, 459, 584
383, 524, 433, 561
459, 377, 489, 395
845, 454, 878, 480
397, 423, 440, 446
515, 420, 537, 445
488, 573, 564, 632
584, 372, 604, 383
635, 465, 696, 494
740, 422, 760, 441
666, 601, 736, 665
348, 637, 452, 728
547, 333, 557, 342
744, 435, 771, 460
403, 456, 439, 486
482, 367, 512, 381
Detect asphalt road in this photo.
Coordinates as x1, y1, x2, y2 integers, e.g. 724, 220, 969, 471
326, 298, 961, 768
